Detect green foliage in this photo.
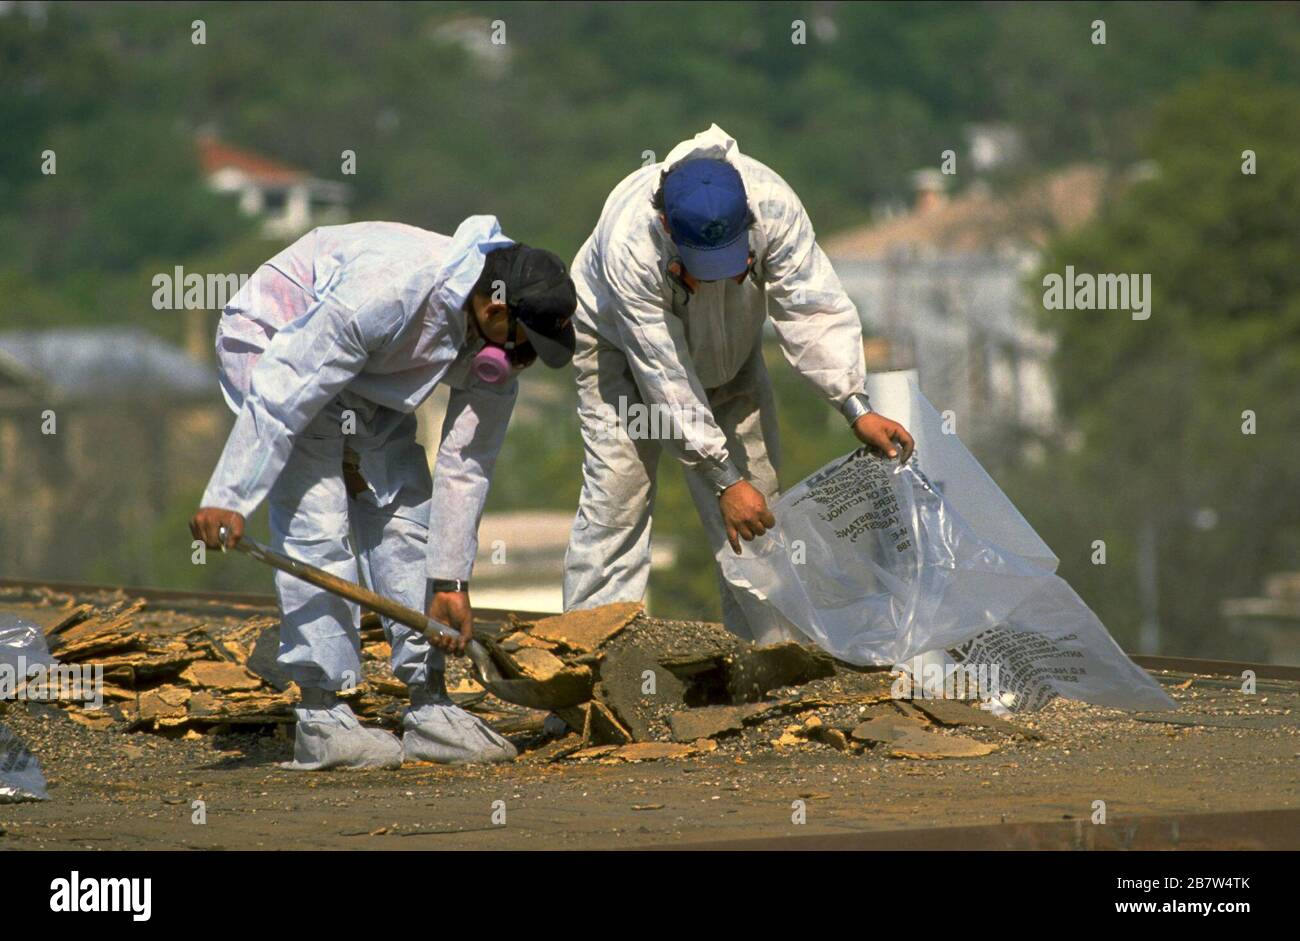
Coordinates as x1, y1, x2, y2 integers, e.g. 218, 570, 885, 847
1015, 74, 1300, 655
10, 1, 1300, 320
88, 487, 274, 593
4, 3, 1299, 653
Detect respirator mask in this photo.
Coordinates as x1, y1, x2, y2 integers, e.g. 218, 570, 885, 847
468, 243, 576, 384
471, 319, 536, 384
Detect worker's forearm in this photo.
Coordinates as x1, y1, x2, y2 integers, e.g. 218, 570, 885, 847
426, 474, 489, 582
660, 407, 740, 491
425, 383, 515, 581
766, 231, 870, 410
200, 401, 295, 517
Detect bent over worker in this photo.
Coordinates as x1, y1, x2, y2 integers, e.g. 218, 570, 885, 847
563, 125, 914, 643
190, 216, 577, 770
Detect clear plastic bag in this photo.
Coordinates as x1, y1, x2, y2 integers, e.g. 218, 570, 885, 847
0, 614, 54, 802
0, 722, 47, 803
1, 614, 57, 670
721, 374, 1173, 713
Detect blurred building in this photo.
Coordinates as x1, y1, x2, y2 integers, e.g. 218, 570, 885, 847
469, 510, 676, 614
825, 162, 1110, 455
197, 134, 350, 239
429, 14, 513, 78
965, 122, 1026, 174
0, 328, 225, 581
1223, 573, 1300, 664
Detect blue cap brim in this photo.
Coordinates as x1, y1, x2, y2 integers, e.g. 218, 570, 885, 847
676, 232, 749, 281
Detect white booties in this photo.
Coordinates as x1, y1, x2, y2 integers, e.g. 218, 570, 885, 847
283, 688, 403, 771
402, 674, 517, 765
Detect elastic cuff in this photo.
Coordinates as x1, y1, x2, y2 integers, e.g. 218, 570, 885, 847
698, 457, 744, 495
840, 392, 874, 425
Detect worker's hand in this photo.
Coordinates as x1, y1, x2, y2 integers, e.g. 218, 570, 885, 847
428, 590, 473, 656
852, 413, 915, 464
719, 480, 776, 554
190, 508, 245, 550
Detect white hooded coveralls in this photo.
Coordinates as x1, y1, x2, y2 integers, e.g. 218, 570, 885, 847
201, 216, 516, 693
562, 126, 869, 642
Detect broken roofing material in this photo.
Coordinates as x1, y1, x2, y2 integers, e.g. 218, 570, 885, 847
721, 374, 1174, 715
492, 603, 1034, 761
0, 587, 1041, 764
0, 590, 298, 734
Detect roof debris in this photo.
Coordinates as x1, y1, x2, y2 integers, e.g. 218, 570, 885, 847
0, 586, 1040, 763
527, 601, 640, 652
496, 604, 1033, 762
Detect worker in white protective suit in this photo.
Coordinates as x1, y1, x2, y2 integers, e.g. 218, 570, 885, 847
190, 216, 577, 770
563, 125, 915, 643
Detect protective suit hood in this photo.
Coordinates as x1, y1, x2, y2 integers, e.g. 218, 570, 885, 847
431, 214, 516, 326
661, 123, 742, 171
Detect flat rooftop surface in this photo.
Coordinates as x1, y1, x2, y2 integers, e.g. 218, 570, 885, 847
1, 584, 1297, 850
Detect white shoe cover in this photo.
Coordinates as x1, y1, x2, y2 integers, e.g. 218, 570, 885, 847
282, 692, 403, 771
402, 703, 518, 764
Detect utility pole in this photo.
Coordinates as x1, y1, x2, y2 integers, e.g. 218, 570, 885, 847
1137, 517, 1161, 653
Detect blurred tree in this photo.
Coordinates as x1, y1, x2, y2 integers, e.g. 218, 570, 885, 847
1013, 74, 1300, 656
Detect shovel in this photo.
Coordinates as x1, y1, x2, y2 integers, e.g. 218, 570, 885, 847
217, 527, 564, 710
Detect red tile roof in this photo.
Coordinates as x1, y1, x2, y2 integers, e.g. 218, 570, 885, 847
196, 134, 306, 185
825, 164, 1110, 260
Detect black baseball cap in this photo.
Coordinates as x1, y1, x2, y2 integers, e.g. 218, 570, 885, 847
506, 245, 578, 368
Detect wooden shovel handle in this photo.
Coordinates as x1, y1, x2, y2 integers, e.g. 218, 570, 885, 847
222, 530, 458, 642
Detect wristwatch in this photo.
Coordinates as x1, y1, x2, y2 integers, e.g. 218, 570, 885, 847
430, 578, 470, 594
841, 392, 874, 425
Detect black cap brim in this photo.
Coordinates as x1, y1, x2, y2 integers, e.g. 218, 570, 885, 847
521, 320, 576, 368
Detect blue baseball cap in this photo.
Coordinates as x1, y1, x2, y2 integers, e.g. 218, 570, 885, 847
662, 158, 751, 281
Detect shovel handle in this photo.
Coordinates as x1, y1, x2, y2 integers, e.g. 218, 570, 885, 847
218, 526, 459, 643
